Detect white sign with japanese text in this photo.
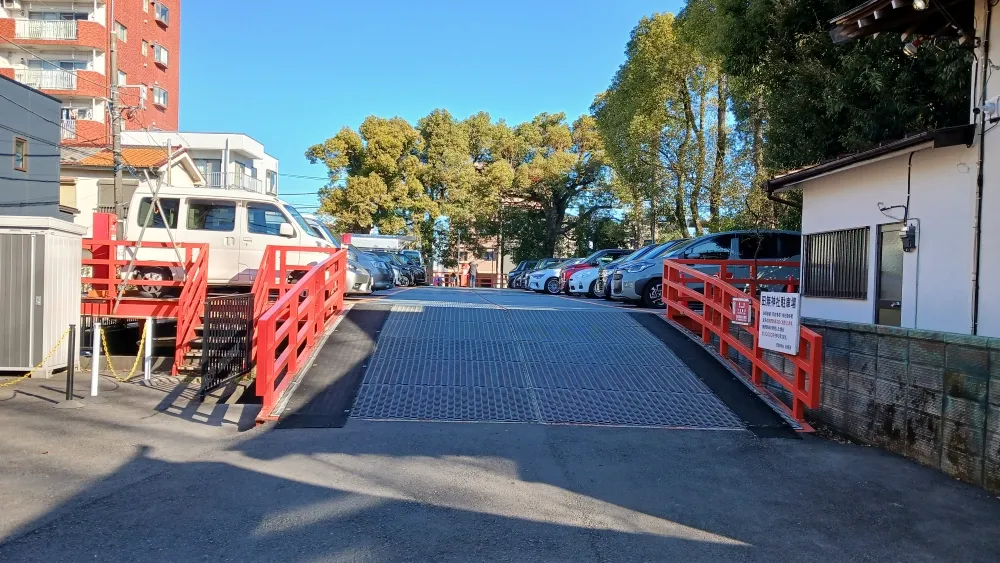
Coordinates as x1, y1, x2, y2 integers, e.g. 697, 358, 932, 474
758, 292, 801, 355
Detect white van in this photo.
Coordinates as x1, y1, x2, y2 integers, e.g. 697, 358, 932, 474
123, 186, 332, 295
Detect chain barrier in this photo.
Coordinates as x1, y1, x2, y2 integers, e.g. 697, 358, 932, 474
0, 327, 73, 389
99, 322, 148, 382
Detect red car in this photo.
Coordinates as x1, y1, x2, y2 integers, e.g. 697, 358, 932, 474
559, 248, 631, 294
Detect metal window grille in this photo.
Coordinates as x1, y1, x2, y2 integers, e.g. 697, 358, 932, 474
803, 227, 869, 299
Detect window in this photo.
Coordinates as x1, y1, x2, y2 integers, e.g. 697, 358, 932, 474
154, 1, 169, 25
485, 249, 495, 261
13, 138, 27, 172
141, 40, 149, 56
30, 60, 87, 71
247, 203, 289, 235
283, 204, 313, 233
187, 200, 236, 232
153, 44, 168, 66
194, 159, 222, 185
114, 21, 127, 42
152, 86, 168, 107
803, 227, 869, 300
266, 170, 277, 192
682, 235, 734, 259
117, 70, 127, 85
136, 198, 179, 228
29, 12, 88, 21
459, 251, 469, 261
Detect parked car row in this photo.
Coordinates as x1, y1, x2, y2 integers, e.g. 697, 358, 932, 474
302, 216, 428, 296
514, 230, 802, 308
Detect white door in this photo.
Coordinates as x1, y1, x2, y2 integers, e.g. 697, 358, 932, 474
185, 198, 239, 284
239, 202, 294, 284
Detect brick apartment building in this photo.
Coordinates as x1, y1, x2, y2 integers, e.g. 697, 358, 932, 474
0, 0, 180, 144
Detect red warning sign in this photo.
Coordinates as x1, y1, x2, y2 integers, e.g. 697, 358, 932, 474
732, 297, 752, 326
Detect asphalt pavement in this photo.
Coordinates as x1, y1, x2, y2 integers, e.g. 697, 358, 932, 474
0, 288, 997, 562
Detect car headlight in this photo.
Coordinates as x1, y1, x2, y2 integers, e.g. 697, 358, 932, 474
625, 262, 654, 273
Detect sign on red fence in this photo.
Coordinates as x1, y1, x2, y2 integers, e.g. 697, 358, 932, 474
758, 292, 801, 354
731, 297, 752, 325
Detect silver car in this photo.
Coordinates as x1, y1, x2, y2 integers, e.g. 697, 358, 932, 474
346, 259, 373, 295
612, 230, 801, 308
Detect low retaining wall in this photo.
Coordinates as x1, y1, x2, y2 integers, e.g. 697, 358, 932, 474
801, 319, 1000, 492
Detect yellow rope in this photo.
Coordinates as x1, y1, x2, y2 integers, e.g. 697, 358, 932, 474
0, 327, 73, 388
99, 321, 148, 382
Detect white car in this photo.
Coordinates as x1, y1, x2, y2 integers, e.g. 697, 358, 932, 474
567, 267, 600, 297
527, 258, 584, 294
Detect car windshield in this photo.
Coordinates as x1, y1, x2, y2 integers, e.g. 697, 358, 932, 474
645, 239, 686, 260
621, 245, 654, 262
313, 223, 338, 246
660, 237, 704, 258
536, 258, 560, 269
282, 204, 314, 235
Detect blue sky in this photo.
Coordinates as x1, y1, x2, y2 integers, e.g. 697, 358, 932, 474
180, 0, 680, 210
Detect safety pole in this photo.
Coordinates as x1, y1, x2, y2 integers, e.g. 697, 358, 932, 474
90, 323, 101, 397
65, 324, 76, 401
144, 317, 153, 382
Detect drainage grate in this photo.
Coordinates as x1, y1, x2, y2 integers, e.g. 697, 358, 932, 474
365, 358, 528, 388
534, 388, 743, 428
352, 384, 535, 422
522, 363, 711, 394
371, 337, 522, 363
349, 303, 745, 429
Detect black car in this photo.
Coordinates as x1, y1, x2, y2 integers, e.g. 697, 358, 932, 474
507, 260, 537, 288
375, 250, 426, 286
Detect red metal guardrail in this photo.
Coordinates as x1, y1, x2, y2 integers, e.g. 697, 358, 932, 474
254, 246, 347, 420
80, 240, 209, 375
663, 259, 822, 422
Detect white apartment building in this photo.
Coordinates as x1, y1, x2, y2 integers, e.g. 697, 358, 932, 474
121, 131, 279, 195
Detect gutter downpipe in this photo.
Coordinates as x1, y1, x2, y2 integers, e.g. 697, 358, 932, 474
972, 0, 992, 335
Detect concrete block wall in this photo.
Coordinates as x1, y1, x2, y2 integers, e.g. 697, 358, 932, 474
804, 318, 1000, 492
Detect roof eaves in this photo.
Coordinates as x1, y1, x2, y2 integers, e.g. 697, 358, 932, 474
766, 124, 975, 192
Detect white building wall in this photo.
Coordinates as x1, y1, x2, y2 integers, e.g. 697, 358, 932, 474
121, 131, 280, 193
799, 144, 978, 334
971, 1, 1000, 337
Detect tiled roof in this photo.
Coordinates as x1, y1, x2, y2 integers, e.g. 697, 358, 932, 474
61, 145, 184, 168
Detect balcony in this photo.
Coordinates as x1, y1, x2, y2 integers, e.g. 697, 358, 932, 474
15, 20, 78, 41
204, 172, 275, 195
61, 119, 77, 140
15, 69, 76, 91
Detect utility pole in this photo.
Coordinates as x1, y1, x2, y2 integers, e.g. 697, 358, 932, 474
110, 6, 124, 233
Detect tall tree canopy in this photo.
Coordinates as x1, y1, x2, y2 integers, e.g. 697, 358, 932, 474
593, 12, 731, 240
679, 0, 971, 172
307, 111, 616, 263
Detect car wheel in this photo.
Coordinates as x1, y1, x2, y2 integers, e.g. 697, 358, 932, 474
587, 280, 597, 298
603, 282, 614, 301
135, 267, 175, 298
399, 275, 410, 287
544, 277, 561, 295
641, 280, 664, 308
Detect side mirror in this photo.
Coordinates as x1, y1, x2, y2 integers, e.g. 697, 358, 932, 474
279, 222, 295, 238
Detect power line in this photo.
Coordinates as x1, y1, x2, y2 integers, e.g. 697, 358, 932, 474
0, 35, 112, 93
0, 91, 109, 146
278, 173, 330, 180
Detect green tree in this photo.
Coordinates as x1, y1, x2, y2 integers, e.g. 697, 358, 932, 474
508, 113, 614, 256
680, 0, 971, 179
593, 13, 730, 240
305, 117, 423, 234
